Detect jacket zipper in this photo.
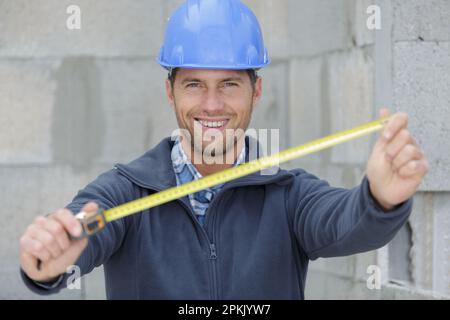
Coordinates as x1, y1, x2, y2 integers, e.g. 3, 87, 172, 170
203, 191, 228, 300
209, 243, 217, 259
209, 243, 218, 298
121, 172, 223, 299
114, 165, 291, 299
173, 195, 222, 299
181, 189, 228, 299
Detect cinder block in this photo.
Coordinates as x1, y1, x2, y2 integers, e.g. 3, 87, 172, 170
0, 0, 165, 58
225, 0, 353, 59
0, 165, 114, 299
305, 270, 381, 299
328, 48, 374, 165
354, 251, 378, 282
432, 193, 450, 296
285, 160, 366, 192
164, 0, 183, 15
83, 266, 106, 300
307, 258, 327, 273
408, 192, 434, 290
393, 41, 450, 191
388, 221, 413, 283
93, 59, 177, 165
1, 165, 48, 276
51, 57, 105, 170
38, 165, 109, 212
50, 57, 176, 167
288, 0, 352, 57
306, 270, 444, 299
382, 283, 445, 299
321, 256, 357, 279
305, 271, 448, 300
393, 0, 450, 41
0, 168, 44, 266
0, 60, 59, 164
0, 166, 90, 299
250, 62, 289, 151
289, 57, 323, 164
243, 0, 289, 60
349, 0, 376, 47
0, 166, 97, 260
342, 277, 382, 300
0, 270, 83, 299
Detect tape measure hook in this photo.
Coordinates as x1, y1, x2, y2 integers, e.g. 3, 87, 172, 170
72, 208, 106, 240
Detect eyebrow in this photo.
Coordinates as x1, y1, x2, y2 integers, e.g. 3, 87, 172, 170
221, 77, 244, 83
181, 78, 202, 85
180, 76, 244, 85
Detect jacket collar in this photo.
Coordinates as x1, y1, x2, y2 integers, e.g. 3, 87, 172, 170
114, 136, 293, 192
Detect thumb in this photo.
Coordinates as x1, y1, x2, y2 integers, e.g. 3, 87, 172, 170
80, 201, 99, 215
379, 107, 391, 119
21, 251, 39, 277
73, 202, 100, 240
65, 237, 88, 262
376, 107, 393, 148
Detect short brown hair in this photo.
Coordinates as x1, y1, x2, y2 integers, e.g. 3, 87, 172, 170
168, 68, 258, 89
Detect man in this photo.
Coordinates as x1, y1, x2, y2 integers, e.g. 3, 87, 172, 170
20, 0, 428, 299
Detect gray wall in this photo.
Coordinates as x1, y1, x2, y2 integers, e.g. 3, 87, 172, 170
0, 0, 449, 299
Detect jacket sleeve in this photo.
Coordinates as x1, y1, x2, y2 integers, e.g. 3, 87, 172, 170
286, 169, 413, 260
21, 168, 136, 295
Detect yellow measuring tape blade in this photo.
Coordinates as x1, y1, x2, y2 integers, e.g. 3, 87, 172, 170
103, 117, 389, 223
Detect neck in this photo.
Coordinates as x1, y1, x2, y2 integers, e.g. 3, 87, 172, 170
180, 138, 245, 177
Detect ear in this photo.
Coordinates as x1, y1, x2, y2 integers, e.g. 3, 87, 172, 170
252, 76, 262, 106
165, 79, 175, 108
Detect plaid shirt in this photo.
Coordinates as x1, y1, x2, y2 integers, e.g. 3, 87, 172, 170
171, 137, 246, 226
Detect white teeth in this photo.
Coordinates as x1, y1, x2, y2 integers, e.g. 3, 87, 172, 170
197, 120, 226, 128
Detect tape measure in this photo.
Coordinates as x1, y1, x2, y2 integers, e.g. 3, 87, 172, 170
73, 117, 390, 239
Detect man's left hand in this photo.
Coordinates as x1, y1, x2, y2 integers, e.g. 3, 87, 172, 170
366, 108, 429, 211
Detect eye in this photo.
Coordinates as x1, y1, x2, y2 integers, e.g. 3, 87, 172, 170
186, 82, 201, 88
223, 82, 239, 88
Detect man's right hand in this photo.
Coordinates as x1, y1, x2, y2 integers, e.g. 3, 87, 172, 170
19, 202, 98, 282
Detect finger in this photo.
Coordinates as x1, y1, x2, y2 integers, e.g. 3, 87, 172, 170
385, 129, 412, 162
397, 160, 428, 178
20, 234, 52, 263
27, 223, 62, 258
80, 202, 99, 215
379, 108, 391, 119
411, 136, 420, 147
39, 216, 71, 252
382, 112, 408, 142
378, 108, 391, 140
21, 251, 38, 273
392, 144, 424, 171
64, 237, 89, 264
52, 209, 83, 238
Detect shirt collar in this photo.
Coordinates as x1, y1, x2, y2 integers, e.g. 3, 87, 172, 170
114, 136, 292, 192
171, 136, 246, 181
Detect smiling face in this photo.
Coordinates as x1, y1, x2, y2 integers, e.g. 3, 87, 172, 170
165, 68, 262, 162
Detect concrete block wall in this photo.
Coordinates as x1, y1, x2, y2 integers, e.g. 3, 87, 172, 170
0, 0, 175, 299
0, 0, 448, 299
302, 0, 450, 299
390, 0, 450, 298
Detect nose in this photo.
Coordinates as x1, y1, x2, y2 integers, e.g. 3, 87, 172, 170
202, 89, 225, 113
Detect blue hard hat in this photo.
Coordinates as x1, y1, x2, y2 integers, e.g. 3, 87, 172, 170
157, 0, 270, 70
